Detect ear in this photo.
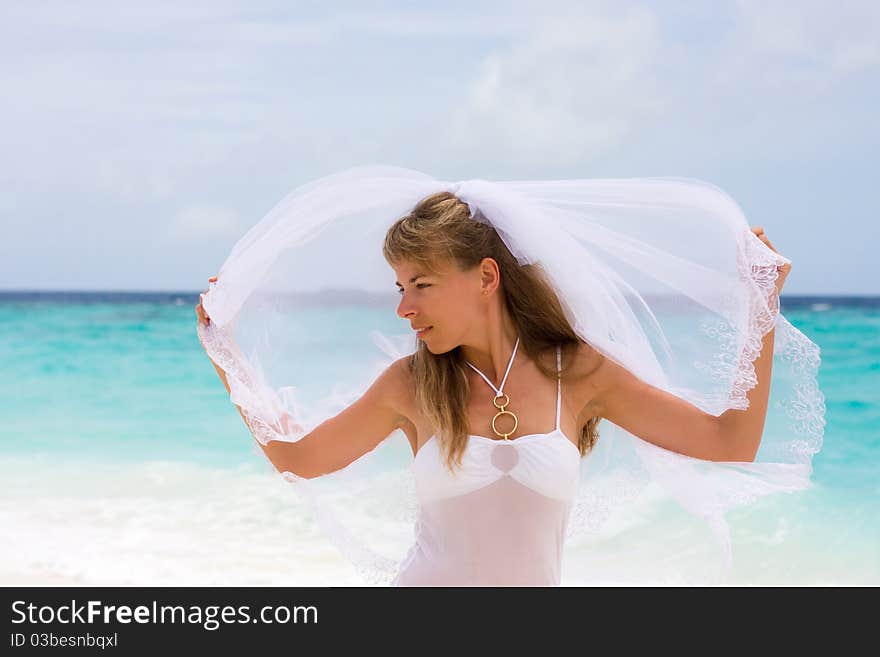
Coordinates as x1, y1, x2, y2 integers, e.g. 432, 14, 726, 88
479, 257, 501, 296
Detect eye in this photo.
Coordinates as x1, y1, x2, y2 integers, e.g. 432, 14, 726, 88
396, 283, 430, 294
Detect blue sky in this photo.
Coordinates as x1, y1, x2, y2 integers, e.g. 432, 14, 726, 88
2, 0, 878, 294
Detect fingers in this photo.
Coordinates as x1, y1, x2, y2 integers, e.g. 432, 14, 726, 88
196, 293, 210, 326
750, 227, 793, 285
196, 277, 218, 325
751, 226, 776, 252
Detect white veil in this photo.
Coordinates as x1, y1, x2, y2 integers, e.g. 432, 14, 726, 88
197, 165, 825, 585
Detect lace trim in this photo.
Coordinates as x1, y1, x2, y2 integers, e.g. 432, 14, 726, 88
566, 466, 648, 541
694, 229, 785, 413
692, 229, 824, 464
774, 316, 826, 463
197, 320, 308, 447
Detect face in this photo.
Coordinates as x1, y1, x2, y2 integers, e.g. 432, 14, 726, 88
394, 256, 495, 354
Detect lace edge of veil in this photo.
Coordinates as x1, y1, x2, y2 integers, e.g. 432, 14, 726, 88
563, 227, 825, 572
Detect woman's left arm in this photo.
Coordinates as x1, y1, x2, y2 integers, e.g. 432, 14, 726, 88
586, 226, 791, 463
716, 226, 791, 459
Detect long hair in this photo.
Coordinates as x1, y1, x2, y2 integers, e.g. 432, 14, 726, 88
383, 191, 601, 473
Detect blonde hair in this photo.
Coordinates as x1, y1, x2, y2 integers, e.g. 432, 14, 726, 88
383, 191, 601, 473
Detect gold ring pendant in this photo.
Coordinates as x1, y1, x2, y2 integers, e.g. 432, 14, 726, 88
491, 393, 518, 440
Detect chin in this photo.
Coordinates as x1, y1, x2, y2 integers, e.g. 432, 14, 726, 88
424, 338, 457, 356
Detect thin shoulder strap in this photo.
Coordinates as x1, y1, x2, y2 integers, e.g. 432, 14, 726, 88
555, 344, 562, 430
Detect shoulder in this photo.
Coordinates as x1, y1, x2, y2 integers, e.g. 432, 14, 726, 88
355, 356, 413, 436
366, 355, 415, 423
371, 355, 413, 397
566, 340, 606, 382
564, 340, 620, 418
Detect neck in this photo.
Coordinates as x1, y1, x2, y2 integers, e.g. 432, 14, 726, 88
459, 306, 519, 387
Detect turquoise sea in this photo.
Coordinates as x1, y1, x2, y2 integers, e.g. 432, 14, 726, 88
1, 292, 877, 585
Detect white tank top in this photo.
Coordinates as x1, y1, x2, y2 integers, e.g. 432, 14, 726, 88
393, 343, 581, 586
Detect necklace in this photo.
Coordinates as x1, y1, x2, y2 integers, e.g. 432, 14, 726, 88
464, 336, 520, 440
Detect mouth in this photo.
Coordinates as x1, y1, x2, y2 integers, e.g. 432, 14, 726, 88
415, 326, 433, 339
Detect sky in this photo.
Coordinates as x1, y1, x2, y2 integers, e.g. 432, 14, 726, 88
2, 0, 878, 294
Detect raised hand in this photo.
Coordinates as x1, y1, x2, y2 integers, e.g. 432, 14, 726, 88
751, 226, 791, 294
195, 275, 218, 326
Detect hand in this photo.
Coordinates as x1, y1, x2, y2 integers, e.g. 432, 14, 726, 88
195, 276, 218, 326
750, 226, 791, 295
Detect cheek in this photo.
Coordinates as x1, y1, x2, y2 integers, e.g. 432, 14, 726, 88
439, 287, 479, 322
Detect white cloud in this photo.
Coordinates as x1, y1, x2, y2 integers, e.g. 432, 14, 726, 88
724, 0, 880, 93
449, 5, 666, 166
439, 0, 880, 170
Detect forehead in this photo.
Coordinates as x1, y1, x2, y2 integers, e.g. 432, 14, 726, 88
392, 257, 454, 284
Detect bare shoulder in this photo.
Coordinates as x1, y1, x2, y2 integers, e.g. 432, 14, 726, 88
567, 340, 606, 381
370, 354, 411, 394
370, 355, 415, 425
388, 355, 414, 391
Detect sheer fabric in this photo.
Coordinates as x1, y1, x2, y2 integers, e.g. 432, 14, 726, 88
197, 165, 825, 585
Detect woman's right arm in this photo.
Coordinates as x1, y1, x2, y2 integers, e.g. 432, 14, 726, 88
197, 280, 410, 479
258, 358, 410, 479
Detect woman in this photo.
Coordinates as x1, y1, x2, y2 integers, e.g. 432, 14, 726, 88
195, 167, 820, 586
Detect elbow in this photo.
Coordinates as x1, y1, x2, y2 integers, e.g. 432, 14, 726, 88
713, 424, 759, 462
733, 447, 759, 463
736, 441, 759, 462
270, 453, 313, 479
278, 465, 316, 481
260, 439, 317, 479
714, 409, 766, 462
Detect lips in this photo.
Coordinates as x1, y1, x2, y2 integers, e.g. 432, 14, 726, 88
415, 326, 433, 338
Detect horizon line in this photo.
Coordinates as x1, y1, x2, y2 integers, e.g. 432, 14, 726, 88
0, 288, 877, 299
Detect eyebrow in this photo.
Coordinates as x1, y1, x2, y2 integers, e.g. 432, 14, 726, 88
395, 274, 427, 287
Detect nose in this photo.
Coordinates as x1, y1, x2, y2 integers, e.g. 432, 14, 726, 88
396, 292, 416, 321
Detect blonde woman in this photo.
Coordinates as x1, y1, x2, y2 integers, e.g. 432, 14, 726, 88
194, 170, 815, 587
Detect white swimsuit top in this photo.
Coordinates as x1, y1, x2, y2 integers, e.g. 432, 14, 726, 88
393, 343, 581, 586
